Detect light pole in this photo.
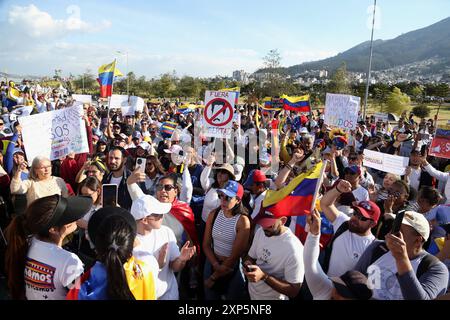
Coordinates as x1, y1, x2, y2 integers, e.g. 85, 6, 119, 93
363, 0, 377, 120
117, 50, 129, 95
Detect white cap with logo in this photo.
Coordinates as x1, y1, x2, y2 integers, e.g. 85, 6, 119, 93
130, 195, 172, 220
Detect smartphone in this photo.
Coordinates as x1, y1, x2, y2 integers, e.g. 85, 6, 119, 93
102, 184, 118, 207
391, 210, 406, 235
136, 157, 147, 173
244, 264, 254, 272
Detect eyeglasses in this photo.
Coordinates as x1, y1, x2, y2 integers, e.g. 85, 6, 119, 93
37, 165, 52, 170
156, 184, 176, 192
218, 193, 232, 202
0, 123, 4, 125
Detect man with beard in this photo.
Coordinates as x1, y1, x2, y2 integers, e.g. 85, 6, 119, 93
103, 146, 132, 210
320, 179, 380, 277
243, 211, 304, 300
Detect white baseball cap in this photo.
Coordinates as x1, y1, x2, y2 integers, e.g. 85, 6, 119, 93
164, 144, 183, 154
130, 195, 172, 220
299, 127, 309, 134
402, 211, 430, 241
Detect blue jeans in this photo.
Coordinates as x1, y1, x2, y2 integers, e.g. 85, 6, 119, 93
203, 259, 248, 300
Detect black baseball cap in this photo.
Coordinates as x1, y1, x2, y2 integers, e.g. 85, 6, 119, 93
331, 270, 373, 300
39, 195, 92, 233
88, 207, 137, 248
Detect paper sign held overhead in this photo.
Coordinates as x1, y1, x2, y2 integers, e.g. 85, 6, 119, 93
324, 93, 360, 130
202, 90, 237, 138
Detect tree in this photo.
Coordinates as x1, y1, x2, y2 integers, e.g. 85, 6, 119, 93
412, 104, 430, 119
385, 87, 411, 115
177, 76, 200, 100
410, 85, 424, 103
262, 49, 286, 97
373, 83, 390, 112
327, 63, 351, 94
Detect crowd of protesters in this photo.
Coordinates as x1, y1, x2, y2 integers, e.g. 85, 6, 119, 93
0, 79, 449, 300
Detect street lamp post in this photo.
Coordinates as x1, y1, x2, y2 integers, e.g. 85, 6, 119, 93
363, 0, 377, 120
117, 51, 129, 95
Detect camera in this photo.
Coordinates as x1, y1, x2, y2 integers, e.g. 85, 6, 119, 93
137, 158, 143, 165
179, 150, 184, 157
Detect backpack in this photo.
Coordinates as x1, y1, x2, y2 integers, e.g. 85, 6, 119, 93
321, 221, 350, 274
368, 242, 441, 279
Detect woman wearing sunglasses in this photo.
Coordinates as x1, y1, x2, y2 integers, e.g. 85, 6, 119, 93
203, 180, 251, 300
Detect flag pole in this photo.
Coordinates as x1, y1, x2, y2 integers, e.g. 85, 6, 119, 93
309, 160, 328, 215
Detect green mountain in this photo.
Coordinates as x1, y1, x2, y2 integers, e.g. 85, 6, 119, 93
266, 17, 450, 76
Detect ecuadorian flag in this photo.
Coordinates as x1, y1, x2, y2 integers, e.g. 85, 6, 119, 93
281, 94, 311, 112
263, 161, 323, 217
160, 121, 178, 139
97, 60, 123, 98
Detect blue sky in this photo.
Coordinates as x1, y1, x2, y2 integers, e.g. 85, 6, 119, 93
0, 0, 449, 78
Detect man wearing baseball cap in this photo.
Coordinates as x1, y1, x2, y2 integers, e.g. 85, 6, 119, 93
131, 194, 196, 300
244, 169, 271, 219
354, 211, 449, 300
320, 179, 380, 278
243, 210, 304, 300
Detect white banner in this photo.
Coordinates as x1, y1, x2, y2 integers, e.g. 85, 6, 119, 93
202, 91, 237, 138
20, 105, 89, 161
11, 105, 34, 118
121, 106, 135, 116
363, 149, 409, 176
72, 94, 92, 104
129, 96, 145, 112
109, 94, 129, 109
374, 112, 388, 122
324, 93, 360, 130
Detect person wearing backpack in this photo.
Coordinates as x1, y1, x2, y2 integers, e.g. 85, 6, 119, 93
354, 211, 449, 300
320, 179, 380, 277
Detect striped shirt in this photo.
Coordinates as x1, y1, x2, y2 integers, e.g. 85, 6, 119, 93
212, 210, 241, 257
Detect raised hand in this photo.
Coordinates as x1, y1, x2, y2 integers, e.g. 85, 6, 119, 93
336, 179, 352, 193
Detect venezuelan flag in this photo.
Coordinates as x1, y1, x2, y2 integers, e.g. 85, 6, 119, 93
160, 121, 178, 139
281, 94, 311, 112
295, 200, 334, 248
97, 60, 123, 98
219, 87, 240, 104
263, 161, 323, 217
177, 104, 201, 115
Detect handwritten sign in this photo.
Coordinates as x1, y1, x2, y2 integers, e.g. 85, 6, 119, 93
202, 90, 237, 138
363, 149, 409, 175
19, 105, 89, 161
324, 93, 360, 130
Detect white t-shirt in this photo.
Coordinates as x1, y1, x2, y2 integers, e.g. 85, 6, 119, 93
248, 227, 305, 300
109, 176, 123, 187
133, 226, 181, 300
251, 191, 267, 219
370, 251, 424, 300
25, 238, 84, 300
327, 212, 375, 278
409, 167, 421, 192
202, 188, 220, 222
352, 186, 370, 202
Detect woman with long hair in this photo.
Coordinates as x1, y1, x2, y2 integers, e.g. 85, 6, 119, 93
203, 180, 251, 300
10, 156, 69, 207
4, 194, 92, 300
67, 207, 156, 300
142, 155, 166, 196
76, 176, 103, 229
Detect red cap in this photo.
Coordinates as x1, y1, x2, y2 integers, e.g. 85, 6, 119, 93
253, 170, 267, 183
352, 200, 381, 224
254, 210, 280, 228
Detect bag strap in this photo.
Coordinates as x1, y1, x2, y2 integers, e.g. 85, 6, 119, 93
417, 253, 440, 279
321, 221, 349, 274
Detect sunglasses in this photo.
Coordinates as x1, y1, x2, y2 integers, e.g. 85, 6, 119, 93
353, 210, 372, 222
156, 184, 176, 192
388, 191, 402, 197
0, 123, 4, 125
218, 193, 232, 202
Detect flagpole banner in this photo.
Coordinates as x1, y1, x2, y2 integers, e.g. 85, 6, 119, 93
202, 91, 237, 138
363, 149, 409, 175
19, 105, 89, 161
324, 93, 360, 130
72, 94, 92, 104
109, 94, 129, 109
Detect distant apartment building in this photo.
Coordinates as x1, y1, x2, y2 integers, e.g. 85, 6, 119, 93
232, 70, 250, 84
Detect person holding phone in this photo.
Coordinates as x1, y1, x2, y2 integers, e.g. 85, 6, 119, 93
354, 211, 448, 300
243, 210, 304, 300
103, 146, 132, 210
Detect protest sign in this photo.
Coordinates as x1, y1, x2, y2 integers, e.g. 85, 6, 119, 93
363, 149, 409, 175
11, 105, 33, 118
129, 96, 145, 112
324, 93, 360, 130
121, 106, 135, 117
19, 105, 89, 161
429, 125, 450, 159
72, 94, 92, 104
202, 90, 237, 138
109, 94, 129, 109
374, 112, 388, 122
